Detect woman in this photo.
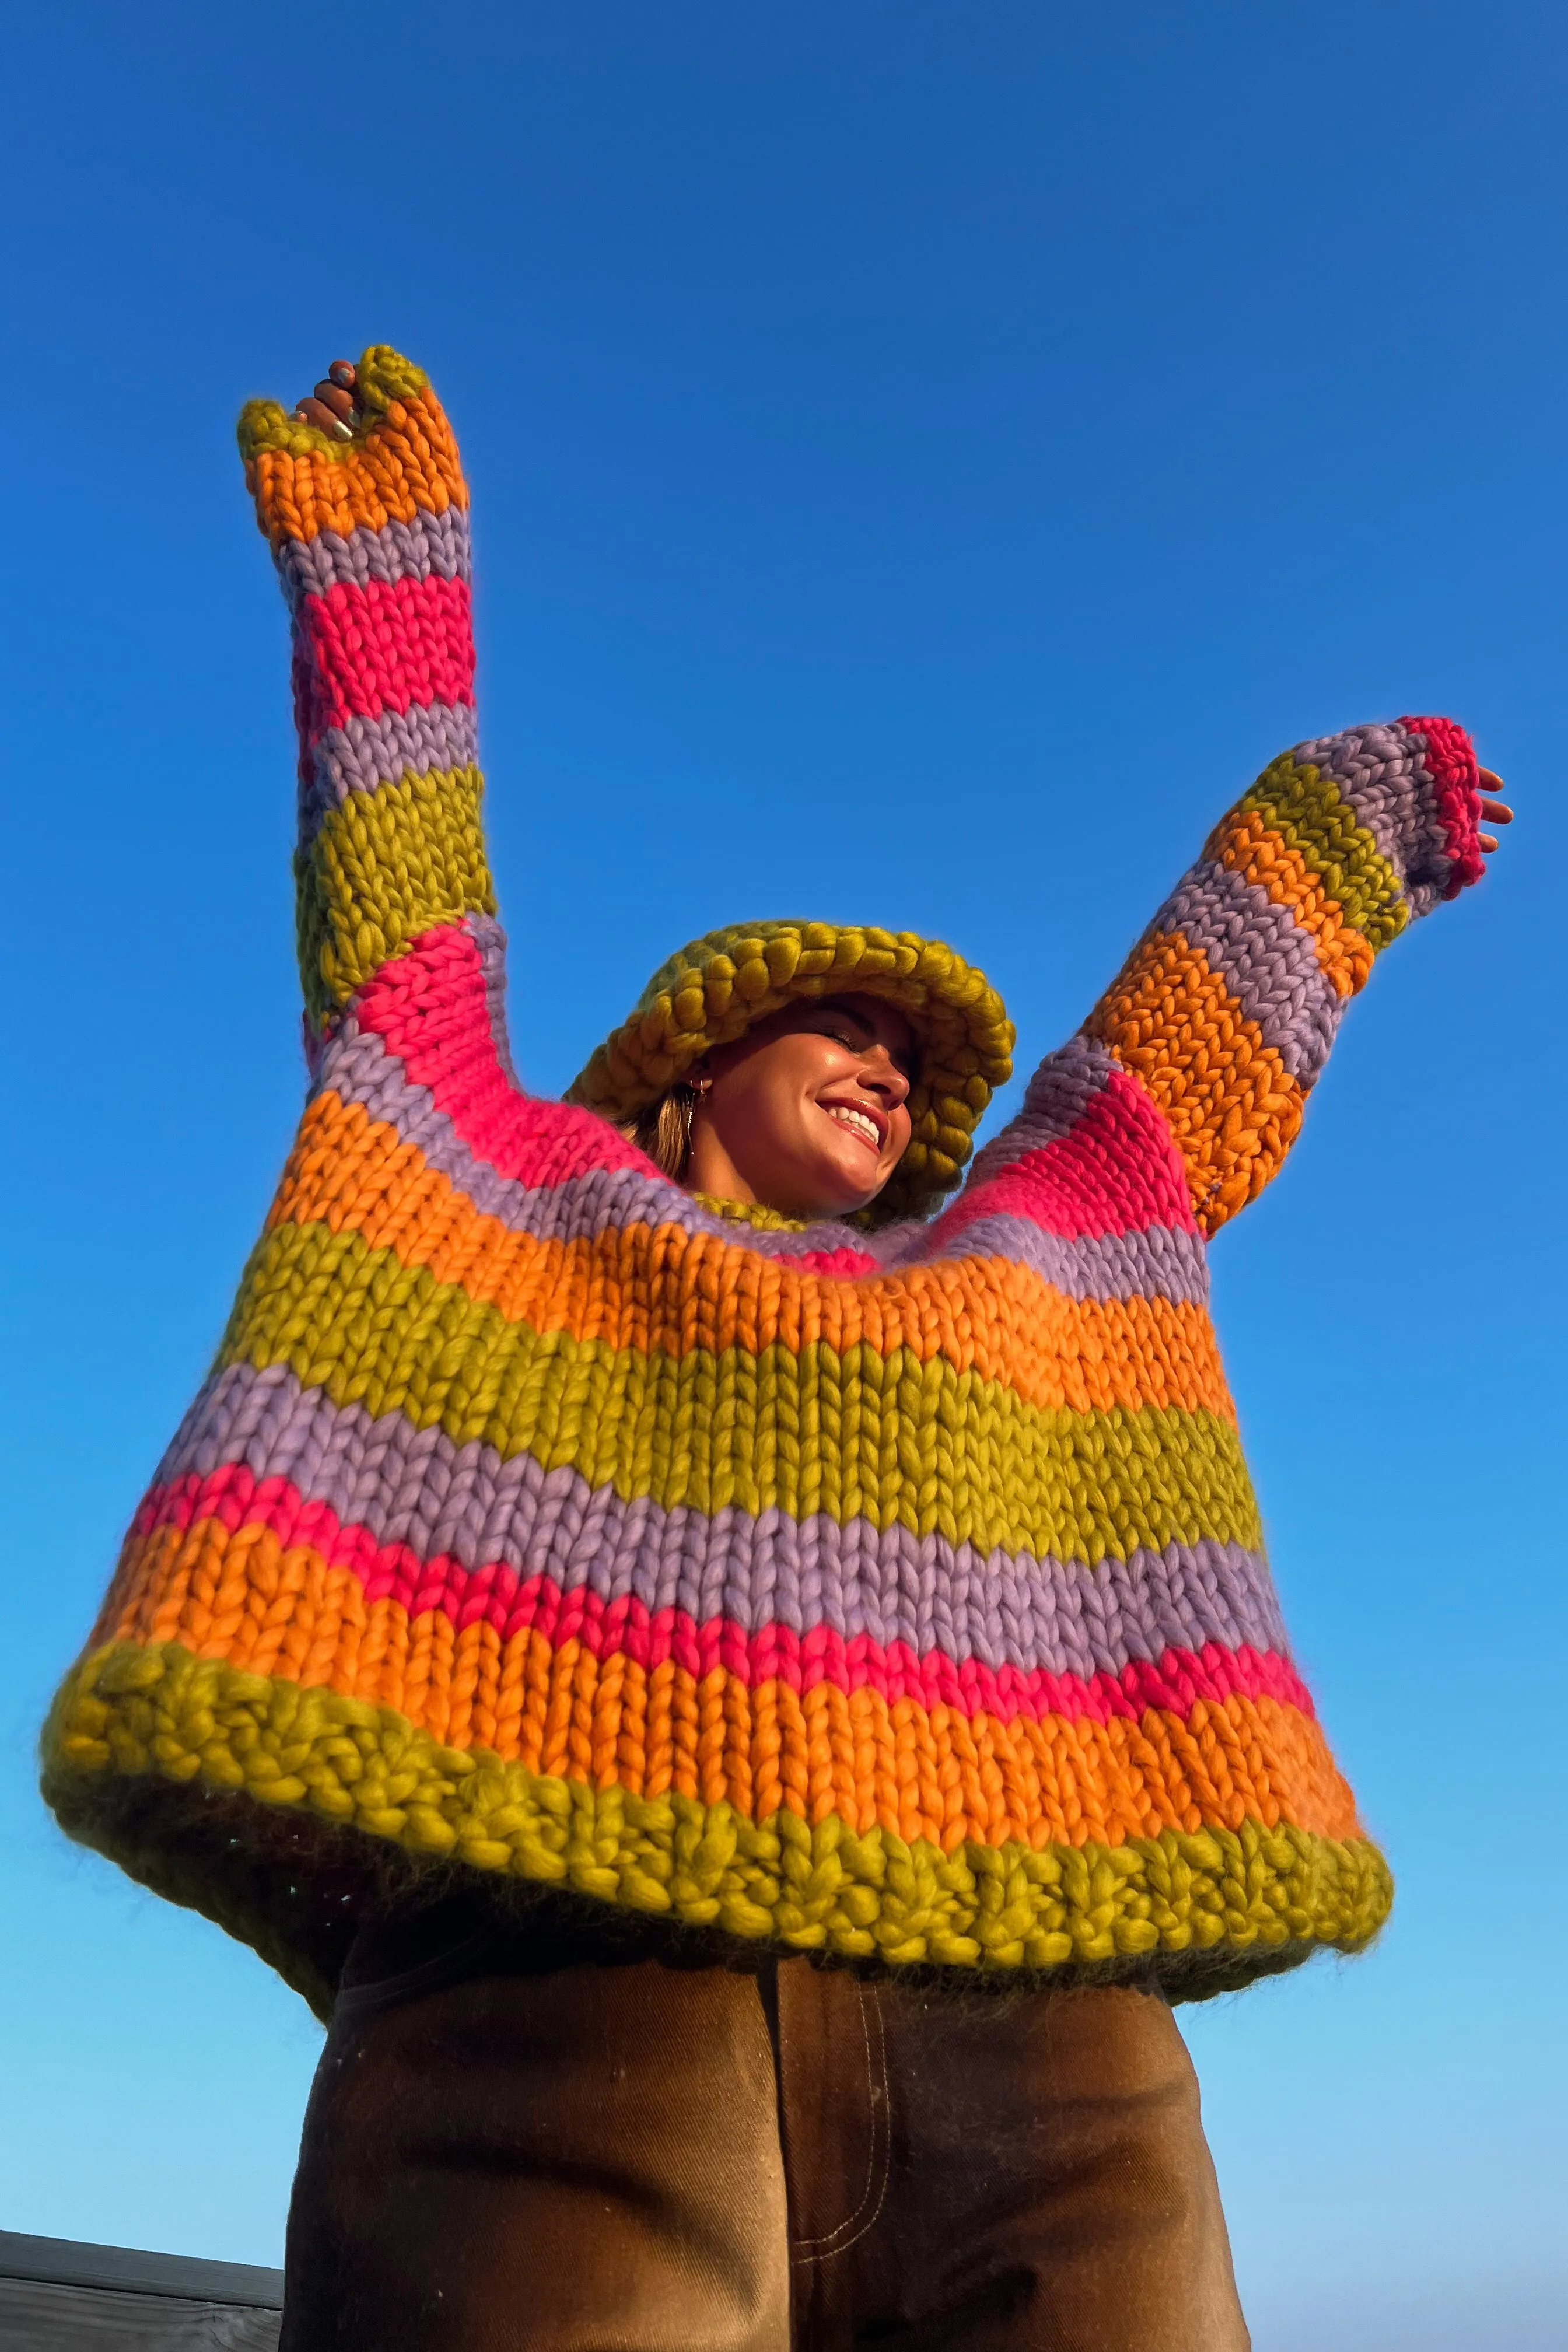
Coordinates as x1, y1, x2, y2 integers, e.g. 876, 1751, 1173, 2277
44, 349, 1511, 2350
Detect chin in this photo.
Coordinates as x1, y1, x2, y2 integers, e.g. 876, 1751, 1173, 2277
802, 1154, 888, 1219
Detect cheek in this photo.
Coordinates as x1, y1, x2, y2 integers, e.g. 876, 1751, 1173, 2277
717, 1055, 817, 1154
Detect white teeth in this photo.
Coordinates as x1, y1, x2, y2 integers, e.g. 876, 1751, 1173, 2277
825, 1105, 880, 1148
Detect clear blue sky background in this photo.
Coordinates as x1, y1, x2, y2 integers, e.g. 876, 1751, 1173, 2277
2, 5, 1563, 2344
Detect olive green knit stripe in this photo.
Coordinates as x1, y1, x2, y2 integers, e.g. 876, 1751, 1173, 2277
216, 1219, 1263, 1558
1231, 755, 1410, 953
44, 1643, 1392, 1976
296, 764, 495, 1025
237, 348, 433, 466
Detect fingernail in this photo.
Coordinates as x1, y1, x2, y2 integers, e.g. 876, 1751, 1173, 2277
334, 420, 353, 440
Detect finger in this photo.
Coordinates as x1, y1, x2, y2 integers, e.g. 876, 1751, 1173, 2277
312, 381, 356, 422
326, 360, 356, 391
296, 395, 353, 438
1478, 768, 1506, 794
1478, 796, 1513, 825
1480, 833, 1499, 853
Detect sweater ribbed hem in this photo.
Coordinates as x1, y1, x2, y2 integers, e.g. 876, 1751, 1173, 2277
43, 1641, 1392, 2020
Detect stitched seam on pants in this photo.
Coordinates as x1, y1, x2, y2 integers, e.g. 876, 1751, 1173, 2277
791, 1985, 891, 2264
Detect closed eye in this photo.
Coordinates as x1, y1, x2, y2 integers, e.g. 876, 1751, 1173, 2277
806, 1013, 870, 1052
808, 1002, 917, 1083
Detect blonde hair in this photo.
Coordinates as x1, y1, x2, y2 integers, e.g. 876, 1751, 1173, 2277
618, 1083, 699, 1181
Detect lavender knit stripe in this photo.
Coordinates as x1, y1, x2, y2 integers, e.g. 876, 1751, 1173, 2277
276, 506, 471, 611
299, 701, 481, 844
939, 1214, 1209, 1304
1291, 723, 1450, 918
1157, 861, 1341, 1083
314, 1016, 1205, 1297
467, 915, 522, 1087
155, 1360, 1287, 1678
1290, 726, 1419, 873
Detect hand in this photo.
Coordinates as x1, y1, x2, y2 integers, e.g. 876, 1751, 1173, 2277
1477, 768, 1514, 858
294, 359, 359, 439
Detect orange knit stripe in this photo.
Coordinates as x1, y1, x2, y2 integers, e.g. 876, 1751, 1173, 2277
1087, 930, 1305, 1231
246, 393, 467, 548
263, 1092, 1234, 1418
1208, 806, 1375, 1000
112, 1521, 1360, 1847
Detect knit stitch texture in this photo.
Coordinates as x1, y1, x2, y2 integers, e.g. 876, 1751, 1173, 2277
41, 350, 1486, 2019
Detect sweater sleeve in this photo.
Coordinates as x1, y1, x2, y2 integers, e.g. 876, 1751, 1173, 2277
1077, 719, 1486, 1234
236, 346, 648, 1207
237, 346, 493, 1060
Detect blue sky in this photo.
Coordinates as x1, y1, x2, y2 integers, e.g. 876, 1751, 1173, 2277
2, 4, 1564, 2342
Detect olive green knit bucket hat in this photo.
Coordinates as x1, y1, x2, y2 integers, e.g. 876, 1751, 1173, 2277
566, 918, 1015, 1222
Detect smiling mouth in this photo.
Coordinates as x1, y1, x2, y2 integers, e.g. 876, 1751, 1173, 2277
821, 1102, 884, 1154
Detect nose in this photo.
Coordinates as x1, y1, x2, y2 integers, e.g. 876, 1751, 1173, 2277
859, 1045, 911, 1107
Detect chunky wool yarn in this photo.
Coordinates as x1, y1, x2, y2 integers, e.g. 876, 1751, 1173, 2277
42, 349, 1486, 2020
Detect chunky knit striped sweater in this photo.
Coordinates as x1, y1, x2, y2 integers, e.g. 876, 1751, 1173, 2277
43, 350, 1486, 2019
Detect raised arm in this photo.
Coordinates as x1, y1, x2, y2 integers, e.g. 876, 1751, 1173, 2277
1083, 720, 1502, 1231
239, 347, 494, 1060
947, 721, 1506, 1251
236, 347, 646, 1212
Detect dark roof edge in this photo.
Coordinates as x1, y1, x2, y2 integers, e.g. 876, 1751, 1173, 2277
0, 2230, 285, 2308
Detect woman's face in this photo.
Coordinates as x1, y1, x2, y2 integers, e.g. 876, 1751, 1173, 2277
685, 993, 916, 1219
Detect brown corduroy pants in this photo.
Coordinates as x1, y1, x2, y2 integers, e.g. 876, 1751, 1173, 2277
280, 1897, 1248, 2351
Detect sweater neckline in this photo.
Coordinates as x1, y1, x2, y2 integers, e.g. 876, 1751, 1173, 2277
690, 1192, 811, 1234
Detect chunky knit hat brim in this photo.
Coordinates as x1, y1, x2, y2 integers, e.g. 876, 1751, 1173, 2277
566, 918, 1016, 1222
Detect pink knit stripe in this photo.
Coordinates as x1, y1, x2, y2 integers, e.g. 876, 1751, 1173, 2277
355, 923, 650, 1180
1400, 713, 1485, 897
934, 1071, 1199, 1242
131, 1469, 1312, 1727
789, 1247, 883, 1275
294, 573, 475, 742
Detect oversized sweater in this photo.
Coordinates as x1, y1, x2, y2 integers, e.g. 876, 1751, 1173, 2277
42, 349, 1487, 2020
